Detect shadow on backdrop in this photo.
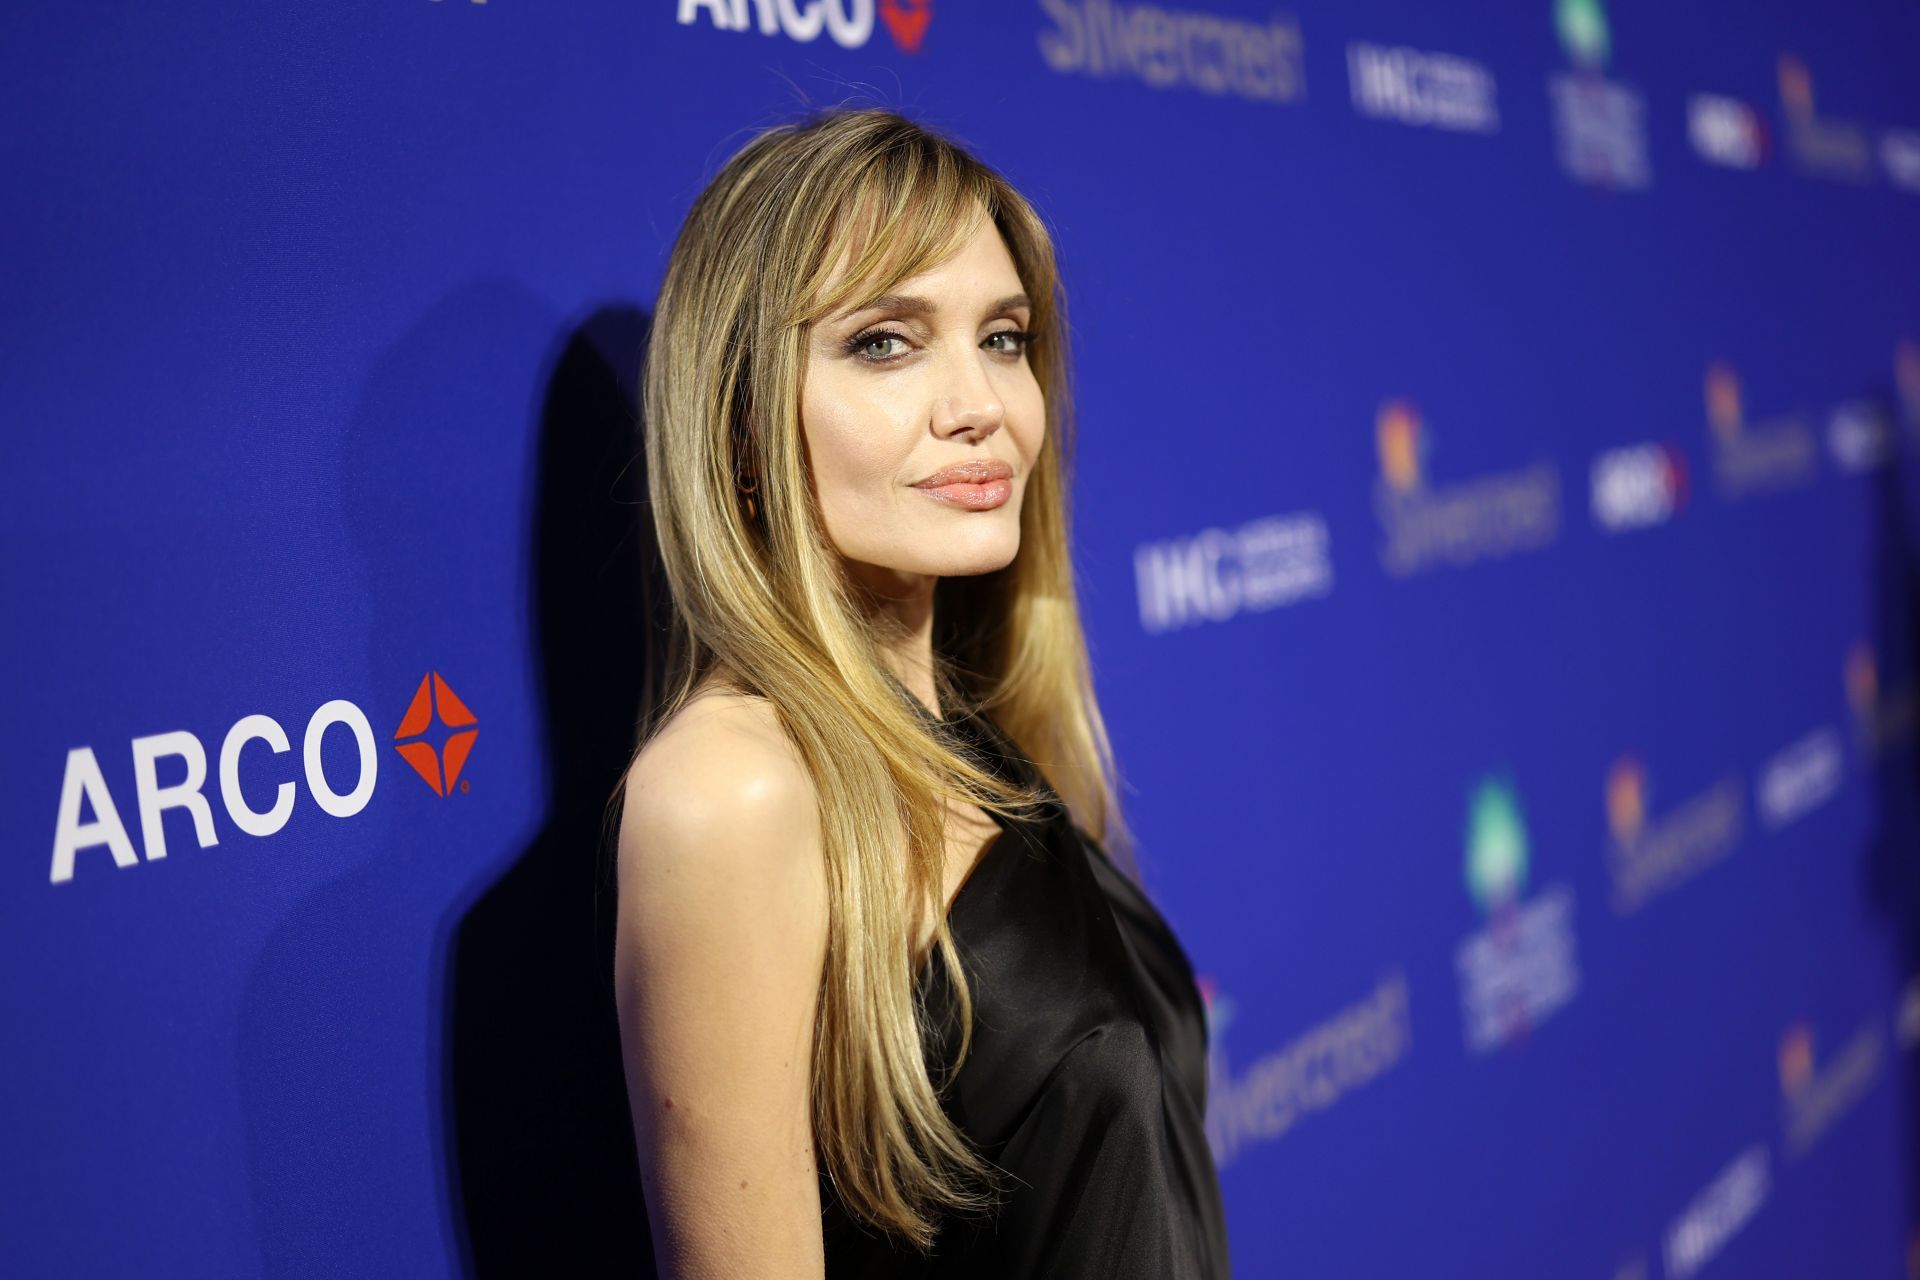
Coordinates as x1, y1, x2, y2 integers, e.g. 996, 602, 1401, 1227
449, 305, 665, 1277
238, 284, 667, 1277
1861, 391, 1920, 1258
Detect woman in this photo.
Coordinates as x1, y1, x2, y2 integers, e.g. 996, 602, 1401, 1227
610, 106, 1229, 1278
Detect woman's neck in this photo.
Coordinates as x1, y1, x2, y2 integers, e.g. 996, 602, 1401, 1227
846, 560, 940, 717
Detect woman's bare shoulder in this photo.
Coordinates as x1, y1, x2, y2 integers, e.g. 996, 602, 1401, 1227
618, 680, 819, 882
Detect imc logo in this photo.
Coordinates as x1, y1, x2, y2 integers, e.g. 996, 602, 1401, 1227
677, 0, 933, 54
48, 673, 478, 884
1688, 93, 1769, 169
1590, 440, 1689, 532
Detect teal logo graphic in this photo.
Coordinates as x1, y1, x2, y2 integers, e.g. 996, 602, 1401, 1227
1464, 773, 1529, 913
1556, 0, 1610, 71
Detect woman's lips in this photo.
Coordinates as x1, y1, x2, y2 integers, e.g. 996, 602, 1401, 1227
911, 459, 1014, 510
913, 478, 1012, 509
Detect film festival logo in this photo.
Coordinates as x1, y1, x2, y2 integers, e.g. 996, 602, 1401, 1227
1601, 754, 1742, 916
1777, 54, 1873, 183
1036, 0, 1305, 107
1702, 362, 1818, 501
1346, 39, 1499, 134
674, 0, 933, 53
1846, 642, 1916, 761
1453, 773, 1580, 1055
1589, 439, 1688, 533
1546, 0, 1649, 190
1373, 398, 1560, 577
48, 673, 478, 885
1197, 971, 1411, 1170
1132, 511, 1333, 634
1777, 1017, 1882, 1160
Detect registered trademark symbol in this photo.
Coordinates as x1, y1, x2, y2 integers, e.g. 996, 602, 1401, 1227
461, 778, 471, 794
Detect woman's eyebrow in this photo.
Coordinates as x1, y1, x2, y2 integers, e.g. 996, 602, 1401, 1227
838, 291, 1032, 323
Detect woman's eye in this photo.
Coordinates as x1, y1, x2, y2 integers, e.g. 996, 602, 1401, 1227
844, 327, 1034, 364
846, 329, 909, 362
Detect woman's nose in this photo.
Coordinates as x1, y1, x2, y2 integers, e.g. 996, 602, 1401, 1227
932, 348, 1005, 440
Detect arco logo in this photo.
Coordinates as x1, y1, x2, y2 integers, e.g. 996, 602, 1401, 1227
49, 673, 477, 885
394, 672, 479, 796
676, 0, 933, 54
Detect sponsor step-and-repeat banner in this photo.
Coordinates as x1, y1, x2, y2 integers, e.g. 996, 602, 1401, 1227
7, 0, 1920, 1275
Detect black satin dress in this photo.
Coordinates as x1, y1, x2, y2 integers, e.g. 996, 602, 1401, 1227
820, 703, 1231, 1278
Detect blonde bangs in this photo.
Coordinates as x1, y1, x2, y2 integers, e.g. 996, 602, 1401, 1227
789, 152, 997, 331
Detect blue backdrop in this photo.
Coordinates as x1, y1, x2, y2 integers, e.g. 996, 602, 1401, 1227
8, 1, 1920, 1275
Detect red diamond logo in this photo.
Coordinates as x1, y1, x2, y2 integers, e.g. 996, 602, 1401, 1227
393, 672, 479, 797
879, 0, 931, 54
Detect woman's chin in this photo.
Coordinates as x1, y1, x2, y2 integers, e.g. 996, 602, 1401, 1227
928, 531, 1022, 578
940, 551, 1019, 578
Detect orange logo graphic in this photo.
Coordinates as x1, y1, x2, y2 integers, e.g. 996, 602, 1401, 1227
1777, 54, 1814, 118
394, 672, 478, 796
1605, 755, 1647, 845
1778, 1022, 1815, 1098
1376, 398, 1426, 493
879, 0, 931, 53
1846, 642, 1878, 722
1896, 339, 1920, 418
1704, 362, 1743, 442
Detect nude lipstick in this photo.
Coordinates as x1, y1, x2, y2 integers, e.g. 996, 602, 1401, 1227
911, 459, 1014, 510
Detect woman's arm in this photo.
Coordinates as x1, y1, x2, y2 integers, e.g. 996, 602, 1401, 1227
613, 699, 831, 1280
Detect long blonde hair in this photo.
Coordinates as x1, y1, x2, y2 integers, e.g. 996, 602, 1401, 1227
610, 104, 1135, 1251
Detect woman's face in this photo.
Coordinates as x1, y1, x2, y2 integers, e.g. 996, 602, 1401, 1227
800, 217, 1045, 593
